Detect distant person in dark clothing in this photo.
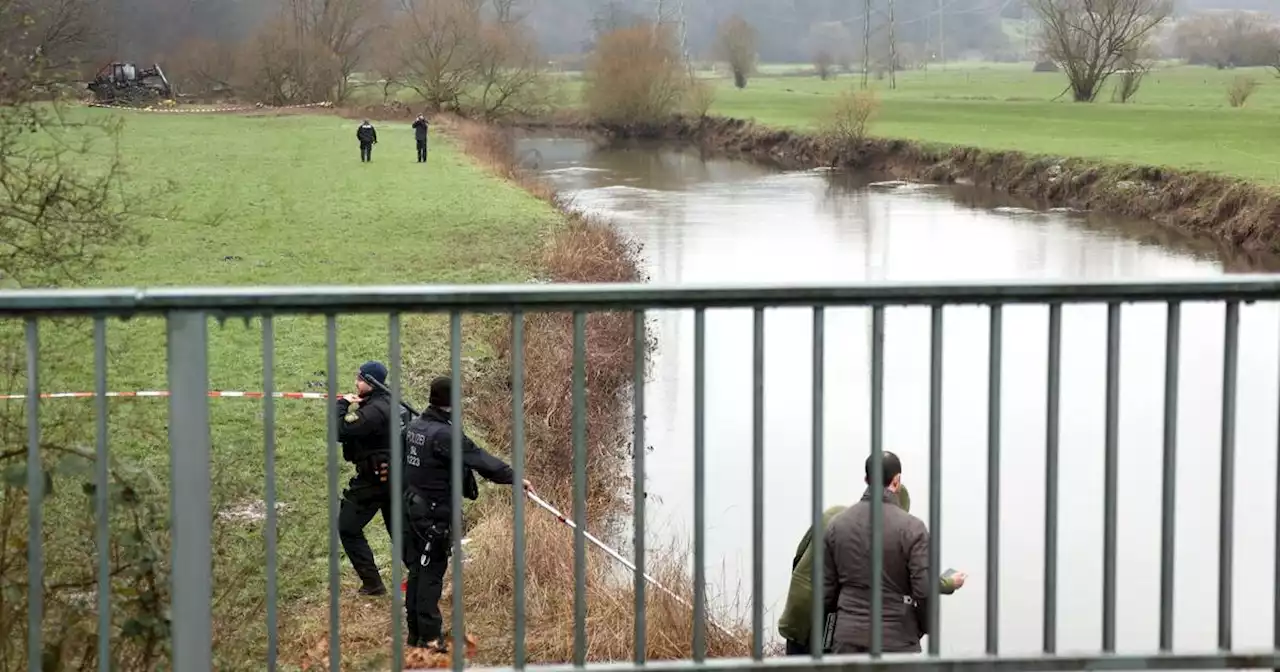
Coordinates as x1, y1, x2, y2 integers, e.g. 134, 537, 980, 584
412, 115, 429, 163
357, 120, 378, 163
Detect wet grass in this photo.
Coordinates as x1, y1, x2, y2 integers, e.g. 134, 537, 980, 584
707, 63, 1280, 184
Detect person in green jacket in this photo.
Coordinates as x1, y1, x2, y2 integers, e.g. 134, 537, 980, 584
777, 484, 959, 654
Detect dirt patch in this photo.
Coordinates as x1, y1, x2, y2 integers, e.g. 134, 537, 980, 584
519, 114, 1280, 257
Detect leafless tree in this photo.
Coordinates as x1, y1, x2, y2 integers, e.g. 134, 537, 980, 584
584, 23, 691, 124
715, 14, 758, 89
1171, 11, 1280, 68
389, 0, 551, 118
1029, 0, 1172, 102
279, 0, 384, 102
814, 50, 835, 79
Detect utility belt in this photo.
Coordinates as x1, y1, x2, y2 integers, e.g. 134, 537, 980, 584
404, 487, 452, 568
354, 451, 390, 484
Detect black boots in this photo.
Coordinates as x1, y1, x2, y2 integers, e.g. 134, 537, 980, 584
358, 577, 387, 596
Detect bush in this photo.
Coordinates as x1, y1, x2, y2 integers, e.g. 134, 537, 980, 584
820, 88, 879, 148
1227, 75, 1258, 107
583, 24, 691, 125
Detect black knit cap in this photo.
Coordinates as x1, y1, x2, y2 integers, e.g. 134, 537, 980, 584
864, 451, 903, 488
429, 375, 453, 408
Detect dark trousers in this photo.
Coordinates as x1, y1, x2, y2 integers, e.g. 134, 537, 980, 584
785, 639, 811, 655
338, 477, 392, 587
416, 139, 428, 163
360, 142, 373, 162
404, 520, 451, 646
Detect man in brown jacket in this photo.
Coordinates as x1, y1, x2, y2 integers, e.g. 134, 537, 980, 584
822, 451, 966, 654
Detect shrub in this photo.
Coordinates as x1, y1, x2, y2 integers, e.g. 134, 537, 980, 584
1227, 75, 1258, 107
820, 88, 879, 148
583, 24, 691, 125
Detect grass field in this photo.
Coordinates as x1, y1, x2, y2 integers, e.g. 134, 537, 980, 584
710, 62, 1280, 183
22, 109, 563, 668
529, 61, 1279, 183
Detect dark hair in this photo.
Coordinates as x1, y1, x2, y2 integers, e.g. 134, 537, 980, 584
864, 451, 903, 488
429, 376, 452, 408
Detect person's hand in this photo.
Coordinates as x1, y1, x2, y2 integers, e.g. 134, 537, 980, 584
343, 393, 363, 404
949, 572, 968, 589
521, 479, 533, 493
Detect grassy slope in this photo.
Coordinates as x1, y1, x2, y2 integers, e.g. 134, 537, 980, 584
708, 63, 1280, 183
34, 109, 561, 667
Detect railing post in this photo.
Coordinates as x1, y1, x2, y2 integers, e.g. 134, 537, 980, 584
167, 310, 212, 672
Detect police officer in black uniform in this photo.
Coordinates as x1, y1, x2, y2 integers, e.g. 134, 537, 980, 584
402, 375, 532, 649
337, 360, 396, 596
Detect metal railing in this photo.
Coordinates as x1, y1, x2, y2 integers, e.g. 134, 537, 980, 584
9, 277, 1280, 672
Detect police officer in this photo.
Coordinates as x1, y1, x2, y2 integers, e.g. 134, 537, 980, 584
402, 375, 532, 649
337, 361, 395, 596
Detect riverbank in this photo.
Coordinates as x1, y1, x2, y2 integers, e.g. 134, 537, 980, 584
11, 108, 746, 669
708, 66, 1280, 184
274, 115, 752, 668
516, 113, 1280, 261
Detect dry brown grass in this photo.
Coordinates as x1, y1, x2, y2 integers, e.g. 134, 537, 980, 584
280, 115, 752, 670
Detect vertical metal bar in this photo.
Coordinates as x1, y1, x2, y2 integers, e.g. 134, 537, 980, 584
450, 311, 465, 672
389, 313, 404, 671
263, 316, 279, 672
633, 310, 648, 666
1043, 304, 1062, 655
632, 311, 645, 665
987, 304, 1002, 656
25, 319, 41, 672
1102, 303, 1121, 653
325, 316, 340, 668
572, 311, 588, 667
870, 305, 885, 659
1219, 300, 1239, 652
693, 308, 707, 662
94, 318, 110, 672
1161, 302, 1181, 653
928, 305, 944, 655
513, 312, 528, 669
809, 307, 826, 658
751, 307, 765, 661
167, 311, 212, 672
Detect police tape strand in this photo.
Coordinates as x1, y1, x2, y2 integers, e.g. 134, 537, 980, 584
0, 390, 334, 401
83, 101, 334, 114
525, 490, 737, 637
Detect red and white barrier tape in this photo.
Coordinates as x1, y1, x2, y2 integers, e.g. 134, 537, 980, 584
0, 390, 334, 401
84, 101, 334, 114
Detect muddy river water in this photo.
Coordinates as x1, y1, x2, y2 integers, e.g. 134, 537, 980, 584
516, 134, 1280, 657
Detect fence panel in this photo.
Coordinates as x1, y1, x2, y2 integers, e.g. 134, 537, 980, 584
6, 278, 1280, 672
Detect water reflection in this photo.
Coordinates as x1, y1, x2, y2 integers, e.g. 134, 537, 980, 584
517, 134, 1280, 657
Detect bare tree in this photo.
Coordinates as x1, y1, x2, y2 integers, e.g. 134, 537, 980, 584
167, 37, 240, 98
814, 49, 835, 79
388, 0, 551, 117
1030, 0, 1172, 102
280, 0, 384, 102
584, 23, 691, 124
1171, 11, 1280, 68
715, 14, 758, 88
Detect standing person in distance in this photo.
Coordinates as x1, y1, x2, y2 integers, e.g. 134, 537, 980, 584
412, 114, 430, 164
336, 361, 396, 596
822, 451, 967, 654
401, 375, 532, 650
357, 119, 378, 163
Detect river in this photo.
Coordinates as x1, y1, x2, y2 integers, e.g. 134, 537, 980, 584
516, 134, 1280, 657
